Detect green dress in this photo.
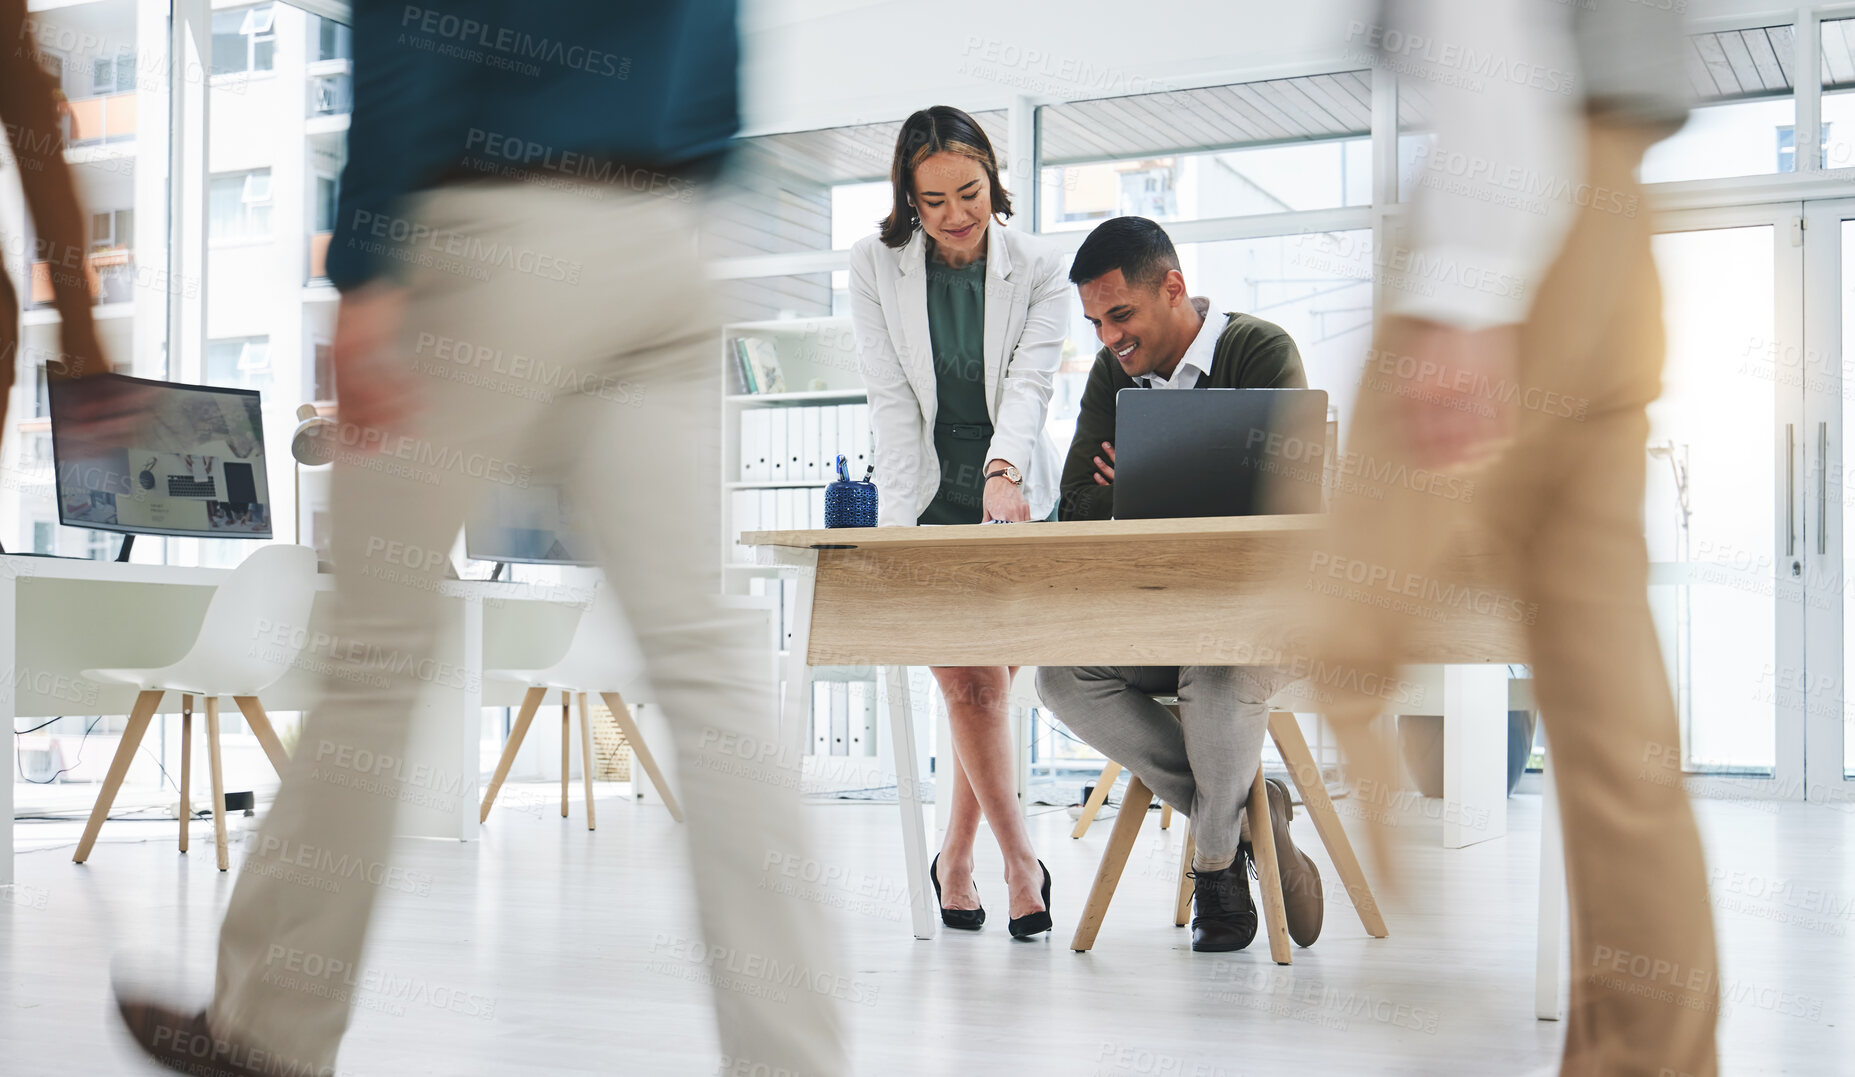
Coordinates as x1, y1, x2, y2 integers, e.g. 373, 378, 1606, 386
917, 254, 992, 525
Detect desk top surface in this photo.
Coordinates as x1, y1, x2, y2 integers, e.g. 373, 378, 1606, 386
743, 514, 1327, 551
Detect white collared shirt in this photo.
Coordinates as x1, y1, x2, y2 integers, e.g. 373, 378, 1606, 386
1136, 296, 1225, 391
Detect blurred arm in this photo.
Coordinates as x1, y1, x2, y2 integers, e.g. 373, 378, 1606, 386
1381, 0, 1582, 331
0, 0, 107, 378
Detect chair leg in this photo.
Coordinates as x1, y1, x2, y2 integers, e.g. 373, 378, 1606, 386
1174, 818, 1195, 927
1070, 774, 1154, 952
74, 690, 163, 864
231, 696, 290, 777
480, 686, 547, 822
1248, 766, 1292, 964
1160, 803, 1173, 830
205, 697, 230, 872
600, 692, 682, 823
1268, 710, 1389, 938
1071, 760, 1122, 839
578, 692, 596, 831
178, 695, 193, 853
560, 690, 571, 819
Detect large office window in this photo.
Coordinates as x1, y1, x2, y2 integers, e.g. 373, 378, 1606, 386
1642, 24, 1797, 183
212, 3, 277, 76
1038, 76, 1373, 231
1821, 18, 1855, 169
209, 169, 273, 241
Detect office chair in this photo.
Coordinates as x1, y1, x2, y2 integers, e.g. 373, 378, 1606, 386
73, 543, 318, 871
479, 584, 682, 828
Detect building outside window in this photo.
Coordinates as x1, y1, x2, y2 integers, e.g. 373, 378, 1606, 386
209, 169, 273, 241
212, 3, 277, 76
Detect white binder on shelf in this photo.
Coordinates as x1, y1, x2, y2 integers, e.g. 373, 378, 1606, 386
829, 404, 852, 475
741, 409, 770, 482
730, 490, 757, 563
781, 578, 798, 652
850, 681, 877, 757
768, 408, 789, 482
758, 490, 777, 536
811, 487, 826, 529
786, 408, 805, 485
774, 488, 796, 531
851, 403, 871, 476
801, 407, 823, 482
816, 682, 838, 756
834, 683, 854, 755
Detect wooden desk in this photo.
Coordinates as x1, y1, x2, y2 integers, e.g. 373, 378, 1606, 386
747, 517, 1564, 1013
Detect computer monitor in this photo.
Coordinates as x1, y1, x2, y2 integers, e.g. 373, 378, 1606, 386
49, 373, 272, 544
1112, 387, 1329, 519
464, 483, 598, 566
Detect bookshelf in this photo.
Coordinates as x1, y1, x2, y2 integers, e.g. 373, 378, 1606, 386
720, 315, 883, 775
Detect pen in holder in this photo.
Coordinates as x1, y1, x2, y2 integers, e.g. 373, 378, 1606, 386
825, 454, 878, 528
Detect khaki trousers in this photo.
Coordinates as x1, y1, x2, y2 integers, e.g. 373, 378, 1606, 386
1316, 123, 1720, 1077
208, 183, 847, 1075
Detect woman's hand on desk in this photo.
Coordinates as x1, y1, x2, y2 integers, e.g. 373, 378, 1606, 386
1091, 441, 1116, 486
982, 457, 1031, 522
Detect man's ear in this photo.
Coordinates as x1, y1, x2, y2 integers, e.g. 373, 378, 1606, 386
1162, 268, 1189, 307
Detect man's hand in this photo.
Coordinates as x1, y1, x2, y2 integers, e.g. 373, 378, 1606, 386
332, 283, 414, 447
1378, 316, 1520, 469
982, 457, 1030, 522
1090, 441, 1115, 486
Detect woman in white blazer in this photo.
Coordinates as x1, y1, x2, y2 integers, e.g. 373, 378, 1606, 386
850, 106, 1067, 938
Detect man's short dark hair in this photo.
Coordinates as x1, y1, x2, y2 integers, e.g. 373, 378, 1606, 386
1068, 216, 1180, 291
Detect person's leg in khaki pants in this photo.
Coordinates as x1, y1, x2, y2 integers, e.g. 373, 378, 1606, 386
206, 182, 846, 1076
1312, 121, 1719, 1076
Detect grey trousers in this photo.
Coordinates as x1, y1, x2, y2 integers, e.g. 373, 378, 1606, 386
208, 183, 846, 1075
1035, 665, 1286, 867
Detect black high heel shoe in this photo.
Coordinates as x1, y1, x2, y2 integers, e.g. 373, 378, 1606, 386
930, 854, 985, 930
1008, 860, 1053, 939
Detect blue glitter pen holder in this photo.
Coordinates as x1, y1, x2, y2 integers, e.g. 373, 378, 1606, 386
825, 455, 878, 527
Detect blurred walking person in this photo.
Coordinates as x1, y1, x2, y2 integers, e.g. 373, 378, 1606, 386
1312, 2, 1718, 1074
112, 3, 846, 1074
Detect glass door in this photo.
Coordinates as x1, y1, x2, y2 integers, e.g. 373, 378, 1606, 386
1802, 200, 1855, 802
1649, 206, 1805, 796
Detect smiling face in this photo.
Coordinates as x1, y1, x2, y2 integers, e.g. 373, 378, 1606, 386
911, 151, 992, 261
1077, 266, 1194, 380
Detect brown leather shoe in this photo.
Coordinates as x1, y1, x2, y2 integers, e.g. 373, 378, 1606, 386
1242, 776, 1324, 947
115, 993, 335, 1077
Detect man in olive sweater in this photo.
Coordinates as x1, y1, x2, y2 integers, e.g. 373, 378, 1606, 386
1036, 216, 1321, 953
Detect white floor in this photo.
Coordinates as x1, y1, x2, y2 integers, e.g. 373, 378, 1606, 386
2, 784, 1850, 1075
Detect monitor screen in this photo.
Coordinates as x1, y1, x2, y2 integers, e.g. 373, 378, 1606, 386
464, 483, 598, 566
49, 373, 272, 539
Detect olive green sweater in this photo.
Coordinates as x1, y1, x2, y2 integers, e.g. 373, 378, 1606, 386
1058, 311, 1307, 521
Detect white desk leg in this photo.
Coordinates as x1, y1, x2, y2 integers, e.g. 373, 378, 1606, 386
458, 594, 483, 841
0, 567, 15, 886
778, 553, 818, 766
886, 665, 937, 940
935, 702, 952, 843
1442, 665, 1510, 848
1535, 732, 1567, 1021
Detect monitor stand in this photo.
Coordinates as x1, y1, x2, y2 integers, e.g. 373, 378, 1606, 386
488, 561, 509, 581
115, 534, 136, 562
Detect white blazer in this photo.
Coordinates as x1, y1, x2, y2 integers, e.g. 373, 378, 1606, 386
849, 224, 1069, 527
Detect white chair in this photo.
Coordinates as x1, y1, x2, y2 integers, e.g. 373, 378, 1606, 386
73, 544, 318, 871
478, 584, 682, 829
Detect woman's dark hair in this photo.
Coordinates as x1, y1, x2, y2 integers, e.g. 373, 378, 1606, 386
878, 106, 1013, 248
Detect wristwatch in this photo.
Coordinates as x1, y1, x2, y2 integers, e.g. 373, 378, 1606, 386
985, 465, 1023, 486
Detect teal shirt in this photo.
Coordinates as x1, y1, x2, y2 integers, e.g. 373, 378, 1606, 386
918, 254, 991, 525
